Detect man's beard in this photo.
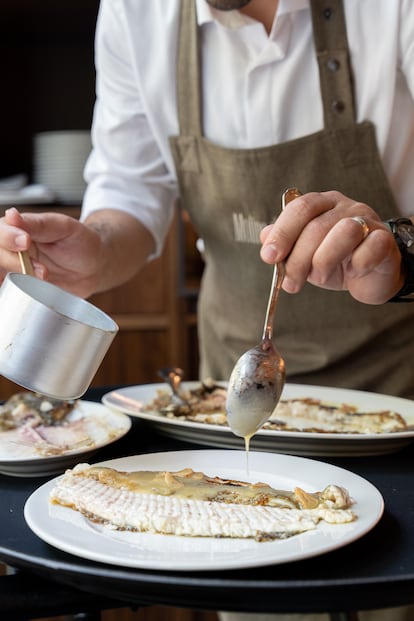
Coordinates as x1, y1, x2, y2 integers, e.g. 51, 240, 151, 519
206, 0, 251, 10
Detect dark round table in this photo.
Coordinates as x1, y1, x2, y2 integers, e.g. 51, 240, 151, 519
0, 387, 414, 619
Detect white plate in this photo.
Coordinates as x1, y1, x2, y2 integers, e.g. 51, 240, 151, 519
24, 450, 383, 571
0, 401, 131, 477
102, 383, 414, 457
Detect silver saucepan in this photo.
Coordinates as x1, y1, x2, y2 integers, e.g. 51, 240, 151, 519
0, 267, 119, 400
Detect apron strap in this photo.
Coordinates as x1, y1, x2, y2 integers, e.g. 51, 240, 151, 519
310, 0, 356, 129
176, 0, 202, 137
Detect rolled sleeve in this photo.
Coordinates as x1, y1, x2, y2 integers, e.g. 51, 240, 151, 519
81, 0, 179, 258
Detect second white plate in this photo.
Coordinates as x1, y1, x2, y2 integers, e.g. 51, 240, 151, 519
102, 383, 414, 456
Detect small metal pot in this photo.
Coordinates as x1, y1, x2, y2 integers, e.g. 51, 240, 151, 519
0, 272, 119, 399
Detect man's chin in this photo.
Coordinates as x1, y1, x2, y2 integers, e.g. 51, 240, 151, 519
206, 0, 251, 11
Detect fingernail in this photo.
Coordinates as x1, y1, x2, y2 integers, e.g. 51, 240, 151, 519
261, 244, 277, 263
283, 276, 299, 293
15, 234, 28, 249
29, 260, 45, 279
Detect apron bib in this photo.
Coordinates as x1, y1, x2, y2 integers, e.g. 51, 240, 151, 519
169, 0, 414, 398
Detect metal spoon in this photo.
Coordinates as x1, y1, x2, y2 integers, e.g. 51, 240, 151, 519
226, 188, 302, 440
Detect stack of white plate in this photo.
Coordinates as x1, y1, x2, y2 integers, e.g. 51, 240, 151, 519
33, 131, 92, 204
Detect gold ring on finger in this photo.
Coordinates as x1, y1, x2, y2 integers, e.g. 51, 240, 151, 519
350, 216, 370, 240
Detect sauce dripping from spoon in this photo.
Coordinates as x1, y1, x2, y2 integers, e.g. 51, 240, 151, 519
225, 188, 302, 472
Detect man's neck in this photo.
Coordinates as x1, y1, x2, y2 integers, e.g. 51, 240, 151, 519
240, 0, 279, 34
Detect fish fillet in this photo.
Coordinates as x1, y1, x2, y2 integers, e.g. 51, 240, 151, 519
50, 464, 356, 541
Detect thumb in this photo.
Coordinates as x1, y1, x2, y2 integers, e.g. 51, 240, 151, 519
4, 208, 31, 251
5, 207, 26, 228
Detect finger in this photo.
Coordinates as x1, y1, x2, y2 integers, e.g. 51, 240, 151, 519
260, 224, 273, 244
345, 228, 398, 277
0, 248, 44, 281
2, 210, 78, 248
308, 218, 390, 287
261, 191, 381, 265
0, 210, 56, 276
345, 229, 403, 303
17, 211, 79, 244
4, 206, 25, 226
306, 224, 401, 304
0, 208, 31, 251
280, 209, 366, 290
260, 191, 346, 264
263, 197, 384, 293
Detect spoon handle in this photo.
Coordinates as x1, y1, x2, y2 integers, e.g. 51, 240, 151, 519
18, 250, 35, 276
282, 187, 302, 208
262, 262, 285, 341
261, 187, 302, 342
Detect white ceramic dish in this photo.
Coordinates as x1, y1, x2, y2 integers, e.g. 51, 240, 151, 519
102, 383, 414, 457
24, 450, 383, 571
0, 401, 131, 477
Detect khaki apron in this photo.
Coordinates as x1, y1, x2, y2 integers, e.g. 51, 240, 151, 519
169, 0, 414, 398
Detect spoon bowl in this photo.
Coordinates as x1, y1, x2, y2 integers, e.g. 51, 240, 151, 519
226, 188, 301, 440
226, 335, 285, 438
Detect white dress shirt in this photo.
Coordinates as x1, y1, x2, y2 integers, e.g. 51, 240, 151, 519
82, 0, 414, 257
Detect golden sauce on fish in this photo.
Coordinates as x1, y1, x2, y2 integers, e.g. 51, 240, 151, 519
83, 466, 310, 507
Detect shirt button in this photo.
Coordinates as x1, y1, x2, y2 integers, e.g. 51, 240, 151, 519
327, 58, 340, 72
323, 8, 333, 19
332, 100, 345, 113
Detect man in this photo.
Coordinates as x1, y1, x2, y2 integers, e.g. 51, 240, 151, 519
1, 1, 414, 619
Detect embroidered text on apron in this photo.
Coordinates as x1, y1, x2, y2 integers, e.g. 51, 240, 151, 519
169, 0, 414, 398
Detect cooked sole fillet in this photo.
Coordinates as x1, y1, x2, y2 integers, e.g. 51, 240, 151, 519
50, 464, 356, 541
144, 383, 408, 434
267, 399, 407, 434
